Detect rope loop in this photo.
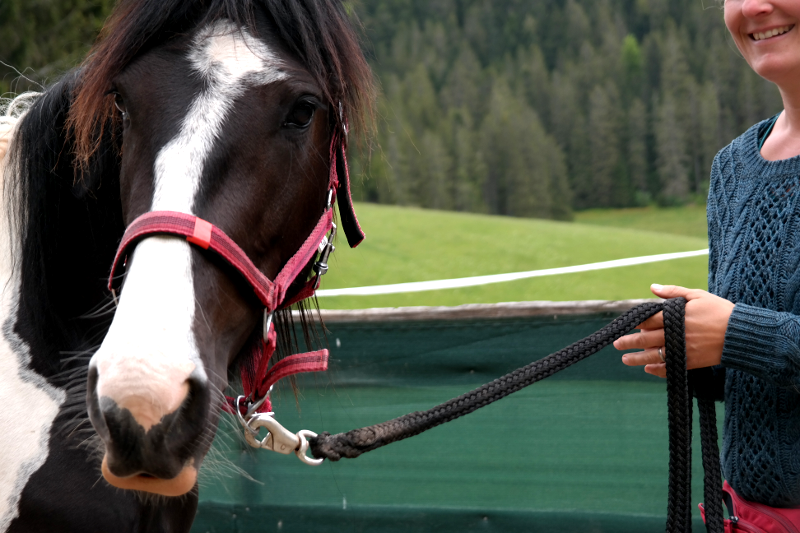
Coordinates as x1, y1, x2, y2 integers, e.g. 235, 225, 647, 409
663, 297, 724, 533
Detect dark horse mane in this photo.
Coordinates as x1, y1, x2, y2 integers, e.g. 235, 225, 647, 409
4, 0, 374, 391
5, 72, 124, 382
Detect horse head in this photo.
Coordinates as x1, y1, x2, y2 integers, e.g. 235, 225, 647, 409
64, 2, 373, 498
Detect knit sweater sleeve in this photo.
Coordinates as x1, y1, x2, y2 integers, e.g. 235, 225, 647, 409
722, 305, 800, 388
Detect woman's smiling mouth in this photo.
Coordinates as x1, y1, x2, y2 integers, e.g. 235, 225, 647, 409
750, 24, 794, 41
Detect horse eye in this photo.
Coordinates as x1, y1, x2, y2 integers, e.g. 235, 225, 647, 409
113, 93, 128, 119
284, 102, 316, 129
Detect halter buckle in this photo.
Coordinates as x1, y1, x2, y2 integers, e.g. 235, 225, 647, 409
313, 223, 336, 277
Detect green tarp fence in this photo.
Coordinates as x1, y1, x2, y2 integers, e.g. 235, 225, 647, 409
192, 303, 721, 532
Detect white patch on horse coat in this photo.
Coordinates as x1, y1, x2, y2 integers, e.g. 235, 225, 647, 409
0, 109, 66, 531
91, 21, 286, 428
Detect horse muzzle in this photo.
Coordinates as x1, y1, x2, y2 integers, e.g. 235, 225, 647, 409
86, 359, 210, 496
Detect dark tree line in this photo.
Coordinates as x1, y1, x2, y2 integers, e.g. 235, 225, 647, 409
0, 0, 783, 220
350, 0, 783, 219
0, 0, 112, 91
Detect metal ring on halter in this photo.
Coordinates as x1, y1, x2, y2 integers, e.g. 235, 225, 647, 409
326, 188, 334, 210
263, 310, 274, 341
245, 385, 273, 419
658, 347, 665, 363
296, 430, 324, 466
235, 396, 259, 437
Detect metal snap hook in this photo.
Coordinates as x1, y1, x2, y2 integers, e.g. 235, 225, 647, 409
242, 415, 323, 466
244, 413, 299, 453
235, 399, 323, 465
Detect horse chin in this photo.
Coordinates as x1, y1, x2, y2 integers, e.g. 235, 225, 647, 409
101, 456, 197, 497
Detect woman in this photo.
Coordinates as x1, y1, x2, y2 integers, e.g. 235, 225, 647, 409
614, 0, 800, 512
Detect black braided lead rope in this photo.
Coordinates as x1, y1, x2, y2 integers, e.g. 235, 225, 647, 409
698, 396, 725, 533
663, 298, 693, 532
309, 299, 725, 532
664, 298, 725, 533
309, 301, 663, 460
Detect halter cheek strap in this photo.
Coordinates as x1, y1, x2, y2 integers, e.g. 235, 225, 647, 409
107, 129, 362, 415
334, 142, 364, 248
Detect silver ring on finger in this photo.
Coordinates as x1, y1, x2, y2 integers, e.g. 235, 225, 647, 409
657, 347, 665, 363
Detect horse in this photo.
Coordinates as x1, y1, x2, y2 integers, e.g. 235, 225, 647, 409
0, 1, 373, 531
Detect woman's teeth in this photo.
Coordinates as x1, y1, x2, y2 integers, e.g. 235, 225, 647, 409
751, 25, 793, 41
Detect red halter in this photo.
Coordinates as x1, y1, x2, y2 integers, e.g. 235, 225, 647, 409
107, 128, 363, 415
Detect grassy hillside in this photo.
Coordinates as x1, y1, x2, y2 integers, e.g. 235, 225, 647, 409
317, 203, 708, 309
574, 204, 708, 239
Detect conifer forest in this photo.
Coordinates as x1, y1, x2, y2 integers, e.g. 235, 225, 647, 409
0, 0, 784, 220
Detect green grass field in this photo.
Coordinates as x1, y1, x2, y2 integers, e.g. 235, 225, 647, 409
574, 204, 708, 239
318, 203, 709, 309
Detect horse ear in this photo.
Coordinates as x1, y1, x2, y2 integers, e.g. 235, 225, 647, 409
335, 142, 365, 248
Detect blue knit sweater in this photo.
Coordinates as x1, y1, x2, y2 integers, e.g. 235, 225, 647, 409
709, 116, 800, 507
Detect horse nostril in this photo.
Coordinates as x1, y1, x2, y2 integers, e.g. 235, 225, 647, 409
177, 369, 211, 433
86, 362, 111, 441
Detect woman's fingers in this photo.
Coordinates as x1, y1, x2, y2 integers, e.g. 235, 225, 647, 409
615, 284, 733, 378
613, 328, 664, 351
644, 363, 667, 379
651, 284, 733, 368
650, 283, 706, 301
621, 347, 665, 366
636, 311, 663, 331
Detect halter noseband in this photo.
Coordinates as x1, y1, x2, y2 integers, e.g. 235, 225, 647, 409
107, 125, 363, 418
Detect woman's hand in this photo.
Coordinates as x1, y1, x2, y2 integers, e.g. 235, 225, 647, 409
613, 284, 735, 378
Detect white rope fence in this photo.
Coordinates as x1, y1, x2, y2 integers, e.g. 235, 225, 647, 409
317, 249, 709, 297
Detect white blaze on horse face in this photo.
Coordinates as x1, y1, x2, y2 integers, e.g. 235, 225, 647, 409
94, 237, 197, 431
0, 112, 66, 530
91, 21, 287, 431
153, 19, 288, 212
